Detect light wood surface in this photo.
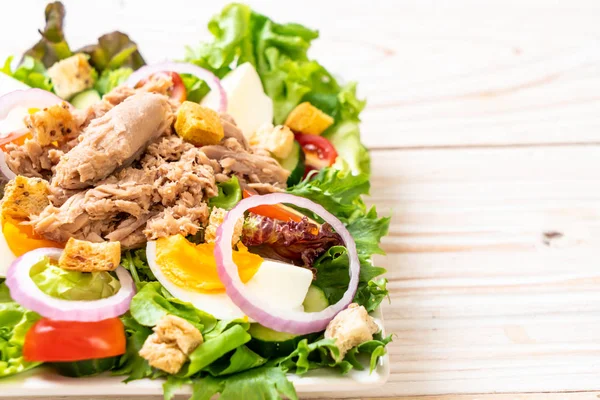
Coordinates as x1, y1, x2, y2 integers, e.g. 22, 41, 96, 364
1, 0, 600, 399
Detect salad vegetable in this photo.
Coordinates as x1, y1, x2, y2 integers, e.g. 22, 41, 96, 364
0, 2, 392, 399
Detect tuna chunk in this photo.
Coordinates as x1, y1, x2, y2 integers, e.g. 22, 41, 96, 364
53, 93, 174, 189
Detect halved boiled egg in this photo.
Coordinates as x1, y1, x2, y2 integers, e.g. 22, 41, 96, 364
0, 218, 63, 277
147, 235, 313, 320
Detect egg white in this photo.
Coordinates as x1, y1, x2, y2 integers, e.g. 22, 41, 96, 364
201, 62, 273, 136
150, 256, 314, 321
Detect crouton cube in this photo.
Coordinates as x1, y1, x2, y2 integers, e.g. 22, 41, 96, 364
153, 315, 203, 355
1, 176, 50, 221
25, 102, 78, 146
47, 54, 95, 100
249, 124, 294, 159
325, 303, 380, 360
139, 333, 187, 374
285, 102, 334, 136
204, 207, 243, 245
58, 238, 121, 272
175, 102, 224, 146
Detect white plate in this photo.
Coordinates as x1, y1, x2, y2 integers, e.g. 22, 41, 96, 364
0, 309, 389, 397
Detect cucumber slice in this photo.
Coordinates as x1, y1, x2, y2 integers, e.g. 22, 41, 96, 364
247, 323, 304, 357
303, 285, 329, 313
279, 141, 305, 186
51, 356, 117, 377
71, 89, 101, 110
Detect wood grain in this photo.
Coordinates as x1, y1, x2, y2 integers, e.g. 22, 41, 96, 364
366, 147, 600, 397
2, 0, 600, 148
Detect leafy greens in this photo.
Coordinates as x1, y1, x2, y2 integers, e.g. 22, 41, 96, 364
0, 281, 41, 378
185, 3, 370, 174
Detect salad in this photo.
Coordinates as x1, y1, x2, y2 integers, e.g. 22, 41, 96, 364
0, 2, 391, 399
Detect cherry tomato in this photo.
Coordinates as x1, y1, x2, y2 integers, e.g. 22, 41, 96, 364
243, 189, 304, 223
136, 71, 187, 103
24, 318, 126, 362
294, 133, 338, 176
2, 217, 63, 257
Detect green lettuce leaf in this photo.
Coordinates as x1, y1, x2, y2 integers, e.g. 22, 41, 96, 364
1, 56, 53, 91
94, 67, 132, 95
279, 333, 392, 376
29, 257, 120, 300
188, 366, 298, 400
209, 176, 242, 210
288, 163, 390, 310
121, 249, 156, 285
0, 280, 12, 303
113, 314, 159, 382
185, 324, 251, 377
0, 302, 41, 377
287, 166, 370, 222
185, 4, 371, 174
204, 345, 266, 376
78, 32, 145, 73
23, 1, 71, 68
129, 282, 216, 333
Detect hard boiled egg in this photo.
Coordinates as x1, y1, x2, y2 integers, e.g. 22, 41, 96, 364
148, 235, 313, 320
201, 62, 273, 137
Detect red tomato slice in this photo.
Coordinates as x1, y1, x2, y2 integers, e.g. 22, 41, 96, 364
294, 133, 338, 175
136, 71, 187, 103
24, 318, 126, 362
243, 189, 304, 223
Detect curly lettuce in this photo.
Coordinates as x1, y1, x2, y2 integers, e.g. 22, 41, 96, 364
23, 1, 71, 68
0, 281, 41, 378
185, 3, 370, 174
1, 56, 53, 91
29, 257, 121, 301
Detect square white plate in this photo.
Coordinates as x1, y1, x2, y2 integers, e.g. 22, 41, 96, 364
0, 309, 389, 397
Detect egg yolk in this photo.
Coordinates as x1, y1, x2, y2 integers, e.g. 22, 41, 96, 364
2, 217, 63, 257
155, 234, 263, 293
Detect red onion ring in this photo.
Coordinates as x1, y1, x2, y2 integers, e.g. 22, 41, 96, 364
125, 62, 227, 112
5, 248, 136, 322
0, 89, 68, 120
214, 193, 360, 335
0, 149, 16, 180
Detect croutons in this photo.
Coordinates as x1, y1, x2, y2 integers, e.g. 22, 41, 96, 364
175, 102, 224, 146
154, 315, 204, 355
25, 102, 78, 146
47, 54, 95, 100
58, 238, 121, 272
139, 314, 204, 374
249, 124, 294, 159
204, 207, 243, 245
285, 102, 334, 136
139, 334, 188, 375
325, 303, 380, 360
1, 176, 50, 221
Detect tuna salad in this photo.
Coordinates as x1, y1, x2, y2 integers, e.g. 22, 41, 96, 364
0, 3, 391, 400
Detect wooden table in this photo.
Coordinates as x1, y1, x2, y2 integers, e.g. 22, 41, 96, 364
2, 0, 600, 399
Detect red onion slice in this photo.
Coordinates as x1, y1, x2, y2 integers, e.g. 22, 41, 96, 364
0, 149, 16, 180
0, 89, 68, 120
125, 62, 227, 113
215, 193, 360, 334
5, 248, 136, 322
